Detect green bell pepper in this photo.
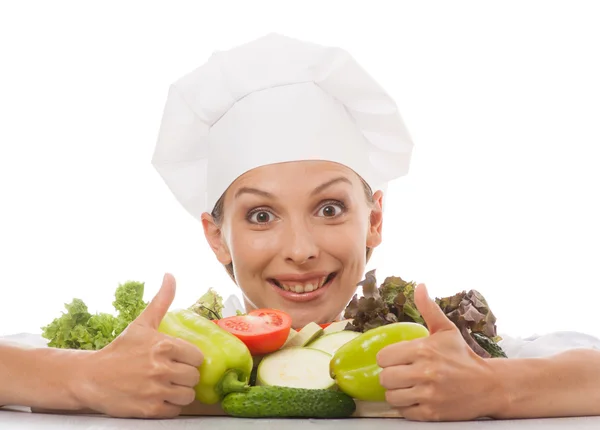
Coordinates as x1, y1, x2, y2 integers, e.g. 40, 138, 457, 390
158, 309, 253, 404
330, 322, 429, 401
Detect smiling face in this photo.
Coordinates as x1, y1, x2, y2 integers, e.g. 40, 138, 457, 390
201, 160, 384, 328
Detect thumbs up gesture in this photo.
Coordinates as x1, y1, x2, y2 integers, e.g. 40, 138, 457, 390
73, 274, 204, 418
376, 284, 505, 422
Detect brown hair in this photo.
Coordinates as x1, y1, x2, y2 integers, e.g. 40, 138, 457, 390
210, 176, 376, 282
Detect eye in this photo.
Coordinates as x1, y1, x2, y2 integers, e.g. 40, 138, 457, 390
247, 210, 275, 224
317, 202, 345, 218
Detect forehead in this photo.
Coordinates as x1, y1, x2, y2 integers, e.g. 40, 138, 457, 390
227, 160, 364, 198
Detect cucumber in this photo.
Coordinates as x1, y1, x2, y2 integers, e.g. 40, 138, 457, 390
282, 322, 323, 348
221, 386, 356, 418
307, 331, 360, 356
256, 346, 335, 389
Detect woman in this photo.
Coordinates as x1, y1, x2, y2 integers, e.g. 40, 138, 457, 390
1, 33, 600, 421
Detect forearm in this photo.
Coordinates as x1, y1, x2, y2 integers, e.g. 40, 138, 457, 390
489, 348, 600, 419
0, 341, 89, 410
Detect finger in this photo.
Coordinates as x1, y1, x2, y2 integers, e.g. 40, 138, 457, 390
379, 364, 421, 390
165, 337, 204, 368
376, 338, 422, 368
164, 385, 197, 407
140, 402, 182, 419
414, 284, 456, 334
397, 404, 442, 422
169, 362, 201, 388
385, 386, 421, 408
135, 273, 176, 329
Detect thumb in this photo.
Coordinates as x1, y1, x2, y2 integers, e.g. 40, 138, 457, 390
414, 283, 456, 334
134, 273, 176, 329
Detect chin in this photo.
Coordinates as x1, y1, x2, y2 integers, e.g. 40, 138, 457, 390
289, 314, 321, 330
286, 305, 336, 329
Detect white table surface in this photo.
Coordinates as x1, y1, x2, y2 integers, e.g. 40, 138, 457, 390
2, 407, 600, 430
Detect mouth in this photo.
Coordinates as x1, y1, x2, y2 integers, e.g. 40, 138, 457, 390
268, 272, 337, 294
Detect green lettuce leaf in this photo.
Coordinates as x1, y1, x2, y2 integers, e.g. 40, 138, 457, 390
188, 287, 224, 320
113, 281, 148, 337
42, 299, 94, 350
41, 281, 148, 350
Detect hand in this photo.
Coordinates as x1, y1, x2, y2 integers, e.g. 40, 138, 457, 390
376, 284, 507, 421
74, 273, 204, 418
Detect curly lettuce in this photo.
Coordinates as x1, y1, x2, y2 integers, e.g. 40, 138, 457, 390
41, 281, 148, 350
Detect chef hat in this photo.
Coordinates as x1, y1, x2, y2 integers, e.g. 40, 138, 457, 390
151, 33, 413, 221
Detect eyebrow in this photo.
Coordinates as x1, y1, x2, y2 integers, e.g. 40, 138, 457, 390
234, 176, 352, 200
310, 176, 353, 196
234, 187, 274, 199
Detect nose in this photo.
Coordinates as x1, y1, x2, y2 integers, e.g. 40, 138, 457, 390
280, 220, 319, 265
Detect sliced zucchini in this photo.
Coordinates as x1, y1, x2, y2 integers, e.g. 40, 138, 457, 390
306, 330, 360, 356
323, 319, 353, 334
256, 346, 335, 389
281, 328, 299, 348
282, 322, 323, 348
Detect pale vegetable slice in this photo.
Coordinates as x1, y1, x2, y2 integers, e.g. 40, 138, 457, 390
323, 319, 353, 334
282, 322, 323, 348
281, 328, 299, 348
256, 347, 335, 389
307, 331, 361, 356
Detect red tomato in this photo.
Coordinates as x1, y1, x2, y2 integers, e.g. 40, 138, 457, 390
216, 309, 292, 355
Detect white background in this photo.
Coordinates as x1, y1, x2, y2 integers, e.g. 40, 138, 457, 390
0, 1, 598, 339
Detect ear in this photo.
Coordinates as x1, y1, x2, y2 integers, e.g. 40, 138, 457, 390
366, 190, 384, 248
201, 212, 232, 265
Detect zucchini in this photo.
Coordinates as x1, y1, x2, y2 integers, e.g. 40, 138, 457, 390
221, 386, 356, 418
257, 346, 335, 389
281, 328, 299, 347
323, 319, 353, 334
307, 331, 360, 355
283, 322, 323, 348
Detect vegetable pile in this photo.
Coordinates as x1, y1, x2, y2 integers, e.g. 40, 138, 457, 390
343, 270, 506, 358
41, 269, 506, 418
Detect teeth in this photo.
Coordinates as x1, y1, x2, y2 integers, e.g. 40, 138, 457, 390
277, 276, 331, 294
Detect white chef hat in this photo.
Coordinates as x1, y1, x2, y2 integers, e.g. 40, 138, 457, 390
151, 33, 413, 221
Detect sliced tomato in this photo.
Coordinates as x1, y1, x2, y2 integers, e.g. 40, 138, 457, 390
216, 309, 292, 355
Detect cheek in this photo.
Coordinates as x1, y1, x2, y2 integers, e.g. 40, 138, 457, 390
316, 221, 368, 263
228, 228, 279, 271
